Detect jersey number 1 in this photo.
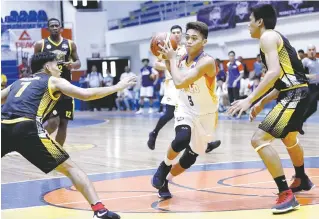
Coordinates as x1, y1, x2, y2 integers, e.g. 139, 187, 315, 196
15, 82, 31, 97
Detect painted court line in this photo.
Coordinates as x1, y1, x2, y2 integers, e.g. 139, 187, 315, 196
2, 155, 318, 185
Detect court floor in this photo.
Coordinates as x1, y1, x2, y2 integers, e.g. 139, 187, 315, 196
1, 111, 319, 219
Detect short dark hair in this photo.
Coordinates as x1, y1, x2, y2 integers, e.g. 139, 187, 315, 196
298, 49, 305, 54
142, 58, 149, 63
170, 25, 182, 32
31, 52, 56, 73
257, 54, 261, 58
228, 51, 235, 56
186, 21, 208, 39
251, 4, 277, 29
47, 18, 61, 27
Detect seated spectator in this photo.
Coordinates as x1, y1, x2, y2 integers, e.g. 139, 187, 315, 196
79, 72, 89, 111
103, 69, 115, 111
1, 73, 7, 90
254, 54, 263, 77
115, 89, 134, 111
87, 65, 103, 111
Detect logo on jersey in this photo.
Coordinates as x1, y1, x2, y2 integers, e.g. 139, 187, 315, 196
51, 50, 67, 62
46, 44, 52, 49
62, 43, 68, 49
235, 2, 249, 20
181, 83, 200, 94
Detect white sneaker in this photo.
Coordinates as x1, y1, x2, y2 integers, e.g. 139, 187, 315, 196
135, 109, 144, 114
148, 108, 154, 114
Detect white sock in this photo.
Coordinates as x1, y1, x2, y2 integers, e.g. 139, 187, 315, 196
166, 173, 174, 181
164, 156, 174, 166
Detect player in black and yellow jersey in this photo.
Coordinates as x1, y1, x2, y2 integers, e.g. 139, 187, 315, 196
228, 4, 314, 214
34, 18, 81, 147
1, 52, 136, 219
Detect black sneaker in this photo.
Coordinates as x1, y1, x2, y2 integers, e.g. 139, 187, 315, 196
93, 209, 120, 219
158, 179, 172, 199
147, 131, 158, 150
289, 175, 315, 193
152, 161, 172, 189
206, 140, 221, 153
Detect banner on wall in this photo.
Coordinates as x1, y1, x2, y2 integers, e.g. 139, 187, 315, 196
197, 3, 236, 32
276, 1, 319, 17
1, 29, 42, 61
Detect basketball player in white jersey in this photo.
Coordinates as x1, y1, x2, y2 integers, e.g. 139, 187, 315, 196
151, 21, 218, 199
148, 25, 221, 153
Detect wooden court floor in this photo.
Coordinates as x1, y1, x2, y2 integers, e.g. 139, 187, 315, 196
1, 111, 319, 219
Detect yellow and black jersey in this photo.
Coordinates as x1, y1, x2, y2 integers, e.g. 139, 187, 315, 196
1, 73, 61, 122
260, 31, 308, 91
41, 37, 72, 82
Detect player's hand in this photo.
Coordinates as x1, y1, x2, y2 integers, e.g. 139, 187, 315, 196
117, 75, 137, 90
158, 40, 176, 60
249, 101, 264, 122
227, 97, 252, 118
63, 62, 75, 70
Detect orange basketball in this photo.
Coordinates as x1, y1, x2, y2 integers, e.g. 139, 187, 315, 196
150, 32, 178, 59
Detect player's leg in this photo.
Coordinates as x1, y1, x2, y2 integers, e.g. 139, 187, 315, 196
18, 121, 120, 219
55, 118, 68, 146
136, 87, 145, 114
152, 124, 191, 189
228, 87, 234, 104
148, 86, 154, 113
44, 116, 60, 134
282, 132, 315, 192
148, 104, 175, 150
303, 87, 319, 122
1, 122, 14, 158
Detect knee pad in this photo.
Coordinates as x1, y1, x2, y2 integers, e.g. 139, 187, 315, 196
179, 147, 198, 169
171, 125, 191, 153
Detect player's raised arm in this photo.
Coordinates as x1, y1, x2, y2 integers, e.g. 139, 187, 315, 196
1, 85, 12, 105
50, 76, 136, 101
247, 31, 281, 104
168, 55, 216, 89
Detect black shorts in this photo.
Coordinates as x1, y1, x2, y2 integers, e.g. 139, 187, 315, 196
48, 96, 74, 121
1, 119, 70, 174
259, 87, 309, 138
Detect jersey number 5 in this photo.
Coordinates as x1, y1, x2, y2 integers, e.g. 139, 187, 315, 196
188, 95, 194, 106
15, 82, 31, 97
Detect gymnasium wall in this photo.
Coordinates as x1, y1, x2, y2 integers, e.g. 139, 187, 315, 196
105, 12, 319, 74
1, 0, 61, 20
102, 1, 140, 21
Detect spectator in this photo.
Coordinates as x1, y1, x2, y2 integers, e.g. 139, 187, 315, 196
103, 69, 115, 111
253, 54, 263, 77
302, 44, 319, 122
18, 57, 31, 78
226, 51, 244, 104
79, 72, 89, 111
298, 49, 306, 60
237, 56, 249, 78
136, 58, 158, 114
216, 80, 229, 112
87, 65, 103, 111
216, 58, 226, 82
115, 66, 136, 111
1, 73, 7, 90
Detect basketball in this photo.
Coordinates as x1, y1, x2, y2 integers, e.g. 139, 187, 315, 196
150, 32, 178, 59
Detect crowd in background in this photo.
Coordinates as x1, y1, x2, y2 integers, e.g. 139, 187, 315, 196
2, 46, 318, 120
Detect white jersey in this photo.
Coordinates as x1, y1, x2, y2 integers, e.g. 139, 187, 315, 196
176, 52, 218, 115
162, 45, 187, 106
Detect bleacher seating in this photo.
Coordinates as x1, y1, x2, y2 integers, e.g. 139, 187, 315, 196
110, 1, 212, 30
1, 10, 48, 33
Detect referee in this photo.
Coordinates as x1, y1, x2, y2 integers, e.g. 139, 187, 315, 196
302, 44, 319, 122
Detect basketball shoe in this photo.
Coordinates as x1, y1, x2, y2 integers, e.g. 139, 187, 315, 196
152, 161, 172, 189
271, 189, 300, 214
289, 175, 315, 193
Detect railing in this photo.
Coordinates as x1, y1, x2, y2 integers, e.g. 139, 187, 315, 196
108, 1, 212, 30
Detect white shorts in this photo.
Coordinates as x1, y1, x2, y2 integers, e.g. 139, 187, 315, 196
174, 109, 218, 155
161, 79, 178, 106
140, 86, 154, 97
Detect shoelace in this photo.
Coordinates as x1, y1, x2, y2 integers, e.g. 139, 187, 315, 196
276, 191, 289, 204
